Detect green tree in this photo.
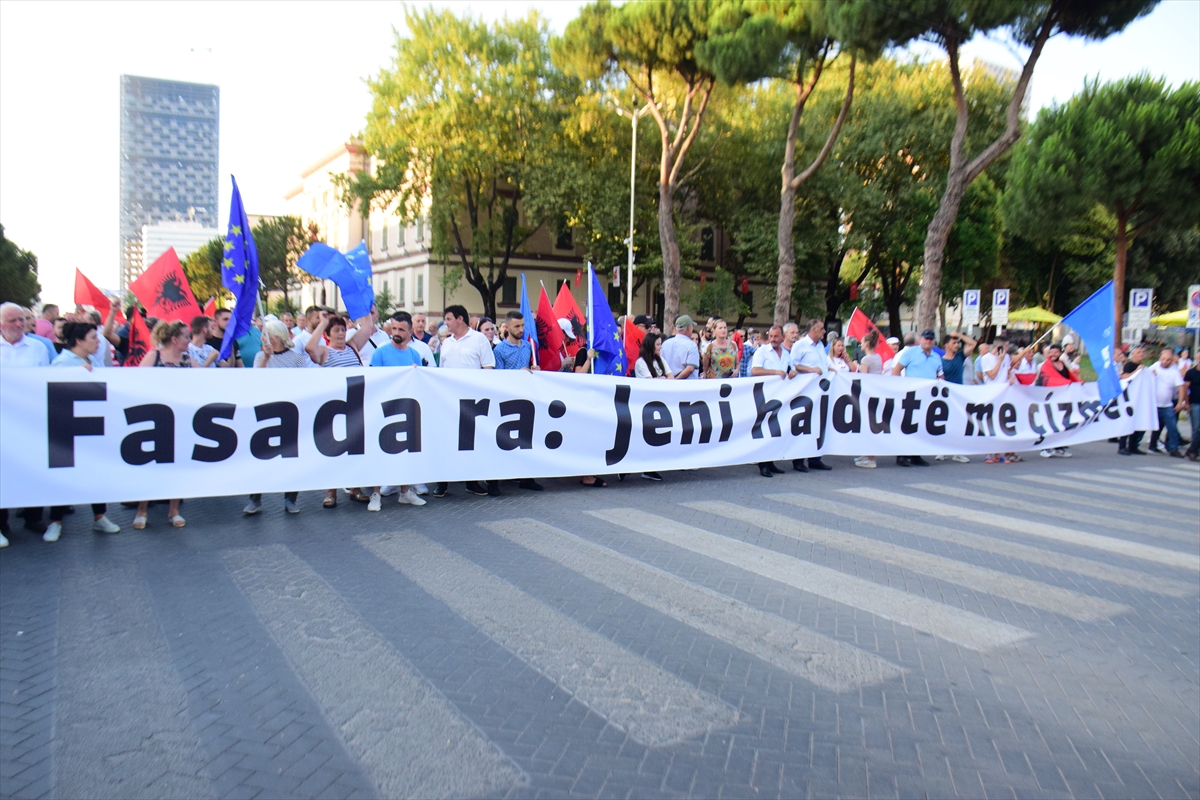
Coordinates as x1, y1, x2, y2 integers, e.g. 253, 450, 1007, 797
558, 0, 768, 328
0, 225, 41, 306
345, 9, 561, 320
253, 215, 318, 304
1004, 75, 1200, 342
182, 237, 227, 306
836, 0, 1161, 331
374, 284, 395, 318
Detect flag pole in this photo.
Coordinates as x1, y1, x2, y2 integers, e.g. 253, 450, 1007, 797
587, 262, 595, 374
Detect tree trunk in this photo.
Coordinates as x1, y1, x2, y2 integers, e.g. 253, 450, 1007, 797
658, 181, 682, 330
775, 182, 797, 326
886, 295, 903, 338
914, 16, 1054, 332
1113, 209, 1128, 349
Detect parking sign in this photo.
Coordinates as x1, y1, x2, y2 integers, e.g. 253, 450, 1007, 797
992, 289, 1009, 327
962, 289, 980, 326
1128, 288, 1153, 329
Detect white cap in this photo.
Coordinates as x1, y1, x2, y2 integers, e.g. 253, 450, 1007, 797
1062, 334, 1074, 345
557, 318, 576, 340
886, 336, 900, 346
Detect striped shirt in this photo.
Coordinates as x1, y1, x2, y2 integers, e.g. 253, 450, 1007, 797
322, 346, 362, 368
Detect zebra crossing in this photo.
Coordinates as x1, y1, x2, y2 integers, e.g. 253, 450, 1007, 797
5, 456, 1199, 799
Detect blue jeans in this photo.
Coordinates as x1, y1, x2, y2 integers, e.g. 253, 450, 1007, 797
1188, 406, 1200, 456
1157, 406, 1181, 453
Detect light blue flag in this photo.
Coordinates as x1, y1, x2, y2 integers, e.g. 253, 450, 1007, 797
297, 241, 374, 319
520, 273, 538, 356
1061, 280, 1121, 405
588, 266, 625, 376
220, 176, 259, 362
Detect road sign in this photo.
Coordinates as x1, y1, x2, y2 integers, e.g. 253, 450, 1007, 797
1128, 288, 1153, 329
1188, 284, 1200, 329
992, 289, 1009, 327
962, 289, 980, 326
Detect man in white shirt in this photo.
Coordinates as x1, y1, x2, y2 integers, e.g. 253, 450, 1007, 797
1149, 347, 1186, 456
750, 325, 795, 477
790, 319, 834, 472
435, 305, 495, 498
661, 315, 700, 379
781, 322, 800, 356
0, 302, 50, 367
978, 336, 1011, 385
355, 306, 391, 365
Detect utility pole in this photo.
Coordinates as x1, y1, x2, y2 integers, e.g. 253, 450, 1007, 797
611, 99, 654, 323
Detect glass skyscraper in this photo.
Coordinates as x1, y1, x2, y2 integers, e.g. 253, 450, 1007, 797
119, 75, 219, 292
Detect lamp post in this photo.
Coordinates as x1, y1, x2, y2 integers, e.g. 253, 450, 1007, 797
611, 100, 654, 323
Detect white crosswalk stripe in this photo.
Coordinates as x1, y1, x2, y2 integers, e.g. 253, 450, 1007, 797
1133, 465, 1200, 479
687, 501, 1129, 622
483, 519, 903, 692
359, 532, 739, 746
906, 481, 1196, 542
586, 508, 1032, 652
966, 478, 1199, 532
764, 493, 1194, 596
224, 544, 525, 799
844, 488, 1200, 572
1054, 473, 1196, 509
1123, 465, 1200, 484
1015, 473, 1194, 506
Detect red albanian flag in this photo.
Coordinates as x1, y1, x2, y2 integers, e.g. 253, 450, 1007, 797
74, 268, 112, 319
124, 308, 153, 367
553, 282, 586, 357
203, 297, 217, 317
534, 285, 564, 372
846, 307, 895, 364
624, 316, 644, 376
130, 248, 202, 323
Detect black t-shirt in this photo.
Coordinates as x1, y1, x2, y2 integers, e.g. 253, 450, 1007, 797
1122, 360, 1139, 376
574, 349, 589, 371
207, 334, 239, 363
1185, 366, 1200, 404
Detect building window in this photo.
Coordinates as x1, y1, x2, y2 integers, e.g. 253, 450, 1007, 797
416, 274, 424, 304
741, 291, 753, 311
382, 222, 388, 251
700, 227, 715, 261
415, 217, 424, 243
556, 278, 570, 294
398, 277, 405, 304
555, 214, 573, 250
608, 283, 621, 309
501, 276, 517, 305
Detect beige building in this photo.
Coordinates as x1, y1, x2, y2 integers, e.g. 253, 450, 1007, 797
281, 140, 773, 327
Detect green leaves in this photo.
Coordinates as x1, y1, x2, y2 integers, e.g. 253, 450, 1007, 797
0, 225, 40, 306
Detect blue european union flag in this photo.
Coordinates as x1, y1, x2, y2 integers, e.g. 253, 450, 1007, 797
220, 176, 259, 362
1061, 280, 1121, 405
296, 241, 374, 320
589, 266, 625, 376
520, 273, 538, 355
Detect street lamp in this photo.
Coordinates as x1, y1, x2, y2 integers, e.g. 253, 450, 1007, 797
611, 99, 654, 323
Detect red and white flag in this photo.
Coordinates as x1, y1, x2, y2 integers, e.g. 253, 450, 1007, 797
846, 307, 895, 364
534, 285, 564, 372
130, 248, 202, 323
553, 282, 586, 357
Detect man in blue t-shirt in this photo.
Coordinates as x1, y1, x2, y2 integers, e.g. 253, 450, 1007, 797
939, 331, 976, 385
893, 329, 943, 379
370, 313, 424, 367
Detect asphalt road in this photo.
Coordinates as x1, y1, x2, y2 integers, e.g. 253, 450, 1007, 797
2, 443, 1197, 799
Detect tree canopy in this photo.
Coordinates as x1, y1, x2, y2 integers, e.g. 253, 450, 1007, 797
0, 225, 41, 307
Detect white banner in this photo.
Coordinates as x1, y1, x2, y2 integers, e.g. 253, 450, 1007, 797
0, 367, 1157, 507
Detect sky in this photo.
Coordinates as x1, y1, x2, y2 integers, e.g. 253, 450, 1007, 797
2, 0, 1197, 306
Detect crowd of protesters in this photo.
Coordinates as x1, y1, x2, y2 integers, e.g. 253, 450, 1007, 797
1, 298, 1196, 548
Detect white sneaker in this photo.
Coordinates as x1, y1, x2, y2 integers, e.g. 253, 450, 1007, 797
379, 485, 399, 497
1054, 448, 1072, 458
44, 522, 62, 543
367, 492, 382, 512
1039, 449, 1054, 458
935, 455, 947, 461
92, 516, 121, 534
243, 499, 262, 515
414, 483, 429, 496
0, 531, 8, 548
398, 488, 427, 506
952, 455, 970, 463
853, 456, 877, 469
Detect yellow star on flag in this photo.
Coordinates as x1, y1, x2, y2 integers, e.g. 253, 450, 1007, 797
223, 258, 233, 268
234, 274, 245, 284
231, 225, 241, 236
224, 240, 233, 252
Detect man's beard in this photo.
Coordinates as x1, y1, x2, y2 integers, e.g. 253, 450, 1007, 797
392, 336, 406, 345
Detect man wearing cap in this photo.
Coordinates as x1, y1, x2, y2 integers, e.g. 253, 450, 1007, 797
891, 329, 942, 466
790, 319, 834, 471
633, 314, 653, 334
662, 315, 700, 380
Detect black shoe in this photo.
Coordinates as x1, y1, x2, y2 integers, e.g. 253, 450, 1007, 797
759, 466, 774, 478
808, 458, 832, 471
641, 472, 663, 482
1187, 451, 1198, 462
1128, 448, 1147, 455
791, 459, 809, 473
487, 480, 502, 497
23, 520, 47, 535
896, 457, 911, 467
518, 479, 544, 491
1148, 447, 1162, 454
464, 481, 489, 496
1117, 447, 1131, 455
432, 482, 449, 498
1108, 437, 1119, 443
910, 456, 931, 467
769, 463, 786, 474
1168, 449, 1185, 459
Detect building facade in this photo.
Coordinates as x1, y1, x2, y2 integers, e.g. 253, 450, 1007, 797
119, 75, 220, 294
139, 219, 221, 272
